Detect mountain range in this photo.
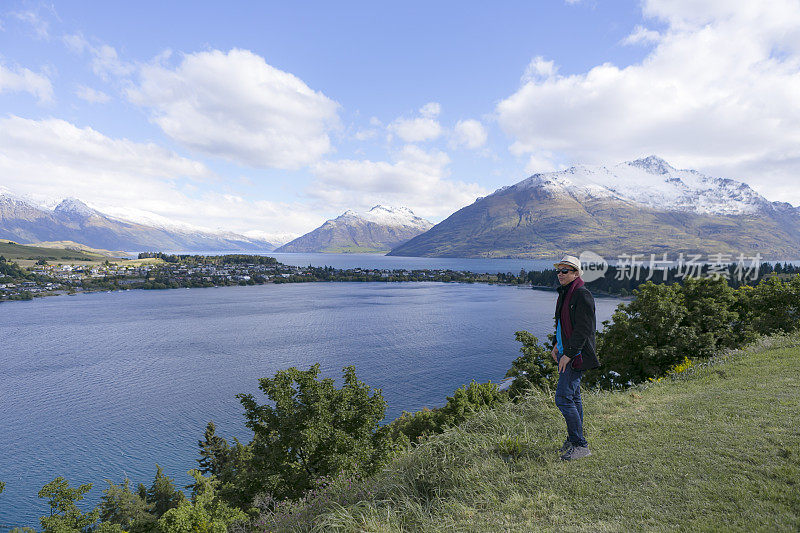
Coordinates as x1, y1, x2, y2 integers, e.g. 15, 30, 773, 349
3, 156, 797, 260
0, 195, 275, 253
275, 205, 433, 253
389, 156, 800, 259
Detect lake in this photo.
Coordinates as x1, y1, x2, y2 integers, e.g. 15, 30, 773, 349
0, 282, 620, 528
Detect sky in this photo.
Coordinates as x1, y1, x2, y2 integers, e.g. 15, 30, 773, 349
1, 0, 799, 244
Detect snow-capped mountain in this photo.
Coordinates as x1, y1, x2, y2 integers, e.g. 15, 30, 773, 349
509, 156, 769, 216
390, 156, 800, 259
338, 205, 432, 230
275, 205, 434, 253
0, 194, 276, 253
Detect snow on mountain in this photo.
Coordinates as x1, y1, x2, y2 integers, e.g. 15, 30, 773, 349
101, 205, 219, 234
507, 156, 771, 215
0, 193, 275, 251
53, 197, 104, 218
275, 205, 433, 253
336, 205, 432, 229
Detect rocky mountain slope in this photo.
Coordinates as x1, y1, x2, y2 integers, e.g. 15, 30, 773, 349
0, 195, 275, 253
275, 205, 433, 253
389, 156, 800, 259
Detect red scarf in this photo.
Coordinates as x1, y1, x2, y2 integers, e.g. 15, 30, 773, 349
560, 277, 585, 369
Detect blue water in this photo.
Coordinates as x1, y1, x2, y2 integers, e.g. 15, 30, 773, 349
0, 282, 620, 529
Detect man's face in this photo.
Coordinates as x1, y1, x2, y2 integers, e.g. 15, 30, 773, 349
556, 264, 579, 286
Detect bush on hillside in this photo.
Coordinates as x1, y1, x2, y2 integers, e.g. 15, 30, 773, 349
386, 380, 507, 444
593, 274, 800, 386
740, 274, 800, 336
504, 331, 558, 397
236, 364, 391, 502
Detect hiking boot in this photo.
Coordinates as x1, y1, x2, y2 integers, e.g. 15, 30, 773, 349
561, 445, 591, 461
559, 439, 573, 453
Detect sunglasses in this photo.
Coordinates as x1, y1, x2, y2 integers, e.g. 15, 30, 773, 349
557, 268, 577, 274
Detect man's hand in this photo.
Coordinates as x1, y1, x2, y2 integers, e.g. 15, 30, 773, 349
551, 346, 558, 362
558, 354, 572, 373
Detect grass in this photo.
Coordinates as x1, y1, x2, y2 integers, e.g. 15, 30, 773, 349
0, 241, 103, 263
257, 333, 800, 532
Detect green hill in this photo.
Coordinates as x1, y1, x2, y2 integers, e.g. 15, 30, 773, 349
27, 240, 130, 258
0, 240, 104, 262
259, 333, 800, 531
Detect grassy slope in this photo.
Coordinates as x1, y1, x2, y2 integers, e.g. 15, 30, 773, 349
0, 241, 102, 262
28, 240, 130, 258
316, 334, 800, 532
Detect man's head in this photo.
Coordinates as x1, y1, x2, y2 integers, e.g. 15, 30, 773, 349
554, 255, 582, 286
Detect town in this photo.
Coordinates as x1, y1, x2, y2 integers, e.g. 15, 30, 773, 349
0, 253, 507, 301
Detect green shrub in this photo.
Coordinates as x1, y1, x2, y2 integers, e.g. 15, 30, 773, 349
505, 331, 558, 397
386, 380, 506, 444
593, 281, 693, 386
741, 274, 800, 335
593, 275, 800, 386
236, 364, 390, 501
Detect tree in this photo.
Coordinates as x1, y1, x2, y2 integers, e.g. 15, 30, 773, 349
98, 478, 156, 532
506, 331, 559, 397
681, 276, 743, 357
237, 364, 390, 500
593, 282, 693, 385
157, 471, 246, 533
198, 421, 229, 477
146, 465, 185, 518
741, 274, 800, 335
37, 477, 99, 532
195, 422, 252, 509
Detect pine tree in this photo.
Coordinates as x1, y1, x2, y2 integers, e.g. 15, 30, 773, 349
197, 421, 229, 476
146, 465, 185, 518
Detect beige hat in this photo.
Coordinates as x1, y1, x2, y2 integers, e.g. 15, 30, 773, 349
554, 255, 583, 276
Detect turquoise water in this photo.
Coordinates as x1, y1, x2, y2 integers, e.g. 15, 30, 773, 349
0, 282, 620, 528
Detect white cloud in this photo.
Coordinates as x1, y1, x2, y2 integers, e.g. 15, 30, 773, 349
0, 115, 208, 219
622, 25, 661, 45
310, 145, 486, 218
0, 62, 53, 103
524, 152, 559, 174
419, 102, 441, 117
0, 116, 210, 189
354, 129, 378, 141
496, 0, 800, 204
91, 44, 134, 79
75, 85, 110, 103
127, 48, 340, 169
389, 117, 443, 143
388, 103, 444, 143
0, 116, 321, 237
13, 10, 50, 39
62, 33, 134, 80
62, 33, 89, 54
452, 119, 488, 150
522, 56, 557, 83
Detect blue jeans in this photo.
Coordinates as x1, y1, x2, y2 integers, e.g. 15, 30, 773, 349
555, 355, 587, 448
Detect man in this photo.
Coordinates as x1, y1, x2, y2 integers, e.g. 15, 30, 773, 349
550, 255, 599, 461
